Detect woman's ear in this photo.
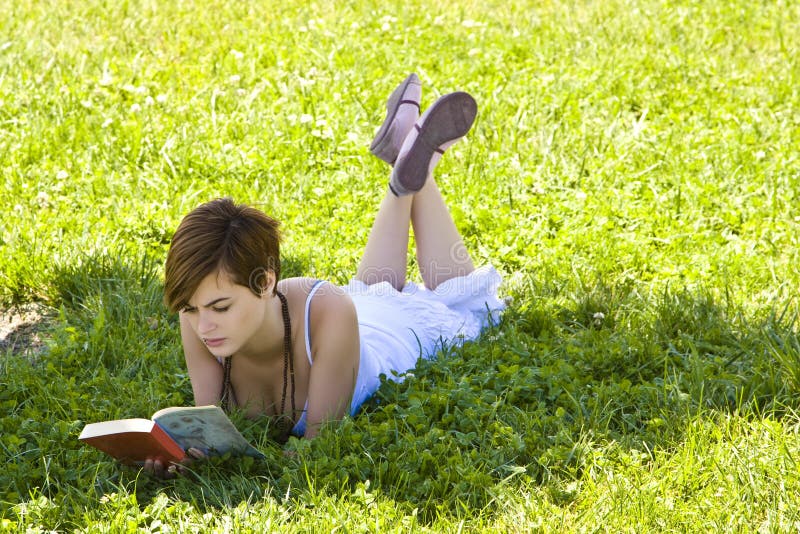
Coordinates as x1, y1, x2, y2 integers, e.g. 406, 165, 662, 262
250, 267, 277, 297
261, 270, 277, 296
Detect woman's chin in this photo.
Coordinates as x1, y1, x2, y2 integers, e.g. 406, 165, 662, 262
205, 338, 244, 359
207, 343, 233, 357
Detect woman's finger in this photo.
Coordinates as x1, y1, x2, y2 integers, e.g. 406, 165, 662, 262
143, 458, 155, 474
187, 447, 207, 459
152, 459, 175, 479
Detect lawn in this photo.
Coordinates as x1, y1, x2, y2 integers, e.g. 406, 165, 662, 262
2, 0, 800, 531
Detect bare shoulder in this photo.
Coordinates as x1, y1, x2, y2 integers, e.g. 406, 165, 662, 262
276, 277, 355, 324
277, 276, 319, 295
277, 277, 350, 304
309, 282, 353, 316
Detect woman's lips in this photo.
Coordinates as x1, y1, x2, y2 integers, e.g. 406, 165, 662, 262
203, 338, 226, 348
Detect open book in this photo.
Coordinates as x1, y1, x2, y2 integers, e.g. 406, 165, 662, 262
79, 405, 264, 465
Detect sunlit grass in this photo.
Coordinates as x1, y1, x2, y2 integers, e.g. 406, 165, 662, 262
2, 0, 800, 531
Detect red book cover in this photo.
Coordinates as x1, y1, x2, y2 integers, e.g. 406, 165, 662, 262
79, 405, 263, 464
78, 418, 187, 465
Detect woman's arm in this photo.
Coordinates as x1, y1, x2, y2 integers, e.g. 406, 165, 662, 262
303, 286, 360, 438
179, 312, 223, 406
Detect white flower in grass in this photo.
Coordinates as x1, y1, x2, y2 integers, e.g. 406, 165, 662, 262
296, 74, 316, 88
130, 103, 141, 113
36, 191, 51, 208
145, 96, 154, 106
299, 114, 313, 124
56, 170, 68, 180
102, 118, 113, 128
311, 129, 333, 139
229, 74, 241, 84
755, 150, 766, 160
156, 94, 168, 104
230, 49, 244, 60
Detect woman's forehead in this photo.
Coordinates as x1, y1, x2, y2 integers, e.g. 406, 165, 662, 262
189, 270, 240, 302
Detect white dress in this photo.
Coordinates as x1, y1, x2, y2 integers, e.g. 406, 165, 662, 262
291, 265, 505, 436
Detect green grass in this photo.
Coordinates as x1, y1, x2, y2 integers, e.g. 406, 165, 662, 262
2, 0, 800, 531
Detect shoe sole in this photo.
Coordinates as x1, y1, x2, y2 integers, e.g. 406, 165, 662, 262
390, 92, 477, 195
370, 73, 421, 164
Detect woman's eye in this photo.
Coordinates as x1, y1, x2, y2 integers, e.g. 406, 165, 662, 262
212, 306, 230, 313
182, 307, 197, 314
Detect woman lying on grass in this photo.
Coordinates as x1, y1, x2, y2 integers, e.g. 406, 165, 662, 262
148, 74, 505, 477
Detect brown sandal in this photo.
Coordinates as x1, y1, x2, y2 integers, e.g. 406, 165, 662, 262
389, 91, 477, 196
370, 73, 421, 165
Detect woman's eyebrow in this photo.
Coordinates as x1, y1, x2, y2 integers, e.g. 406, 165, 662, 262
202, 297, 231, 307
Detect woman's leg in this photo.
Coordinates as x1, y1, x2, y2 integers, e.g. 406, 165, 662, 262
390, 91, 477, 289
355, 74, 422, 290
411, 177, 474, 290
355, 178, 473, 292
355, 192, 413, 290
357, 81, 475, 291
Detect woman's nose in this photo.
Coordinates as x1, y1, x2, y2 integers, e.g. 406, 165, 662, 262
197, 312, 216, 334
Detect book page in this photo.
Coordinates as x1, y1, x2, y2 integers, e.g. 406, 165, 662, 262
78, 418, 156, 439
152, 405, 264, 458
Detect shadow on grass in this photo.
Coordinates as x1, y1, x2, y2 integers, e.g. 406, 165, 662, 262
294, 281, 796, 519
5, 257, 799, 525
125, 279, 800, 523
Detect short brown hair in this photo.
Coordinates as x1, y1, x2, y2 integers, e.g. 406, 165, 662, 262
164, 198, 281, 312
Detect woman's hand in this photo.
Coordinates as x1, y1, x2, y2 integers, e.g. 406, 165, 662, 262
142, 447, 207, 479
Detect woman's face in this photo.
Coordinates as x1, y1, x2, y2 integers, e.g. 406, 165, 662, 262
180, 270, 269, 357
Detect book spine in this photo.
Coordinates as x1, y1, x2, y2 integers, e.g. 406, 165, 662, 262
152, 422, 187, 461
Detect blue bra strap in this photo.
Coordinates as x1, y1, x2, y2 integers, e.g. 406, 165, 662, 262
303, 280, 326, 364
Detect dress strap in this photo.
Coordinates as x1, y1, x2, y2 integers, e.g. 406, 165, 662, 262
304, 280, 326, 364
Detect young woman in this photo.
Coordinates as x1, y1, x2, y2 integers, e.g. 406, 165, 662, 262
147, 74, 504, 477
